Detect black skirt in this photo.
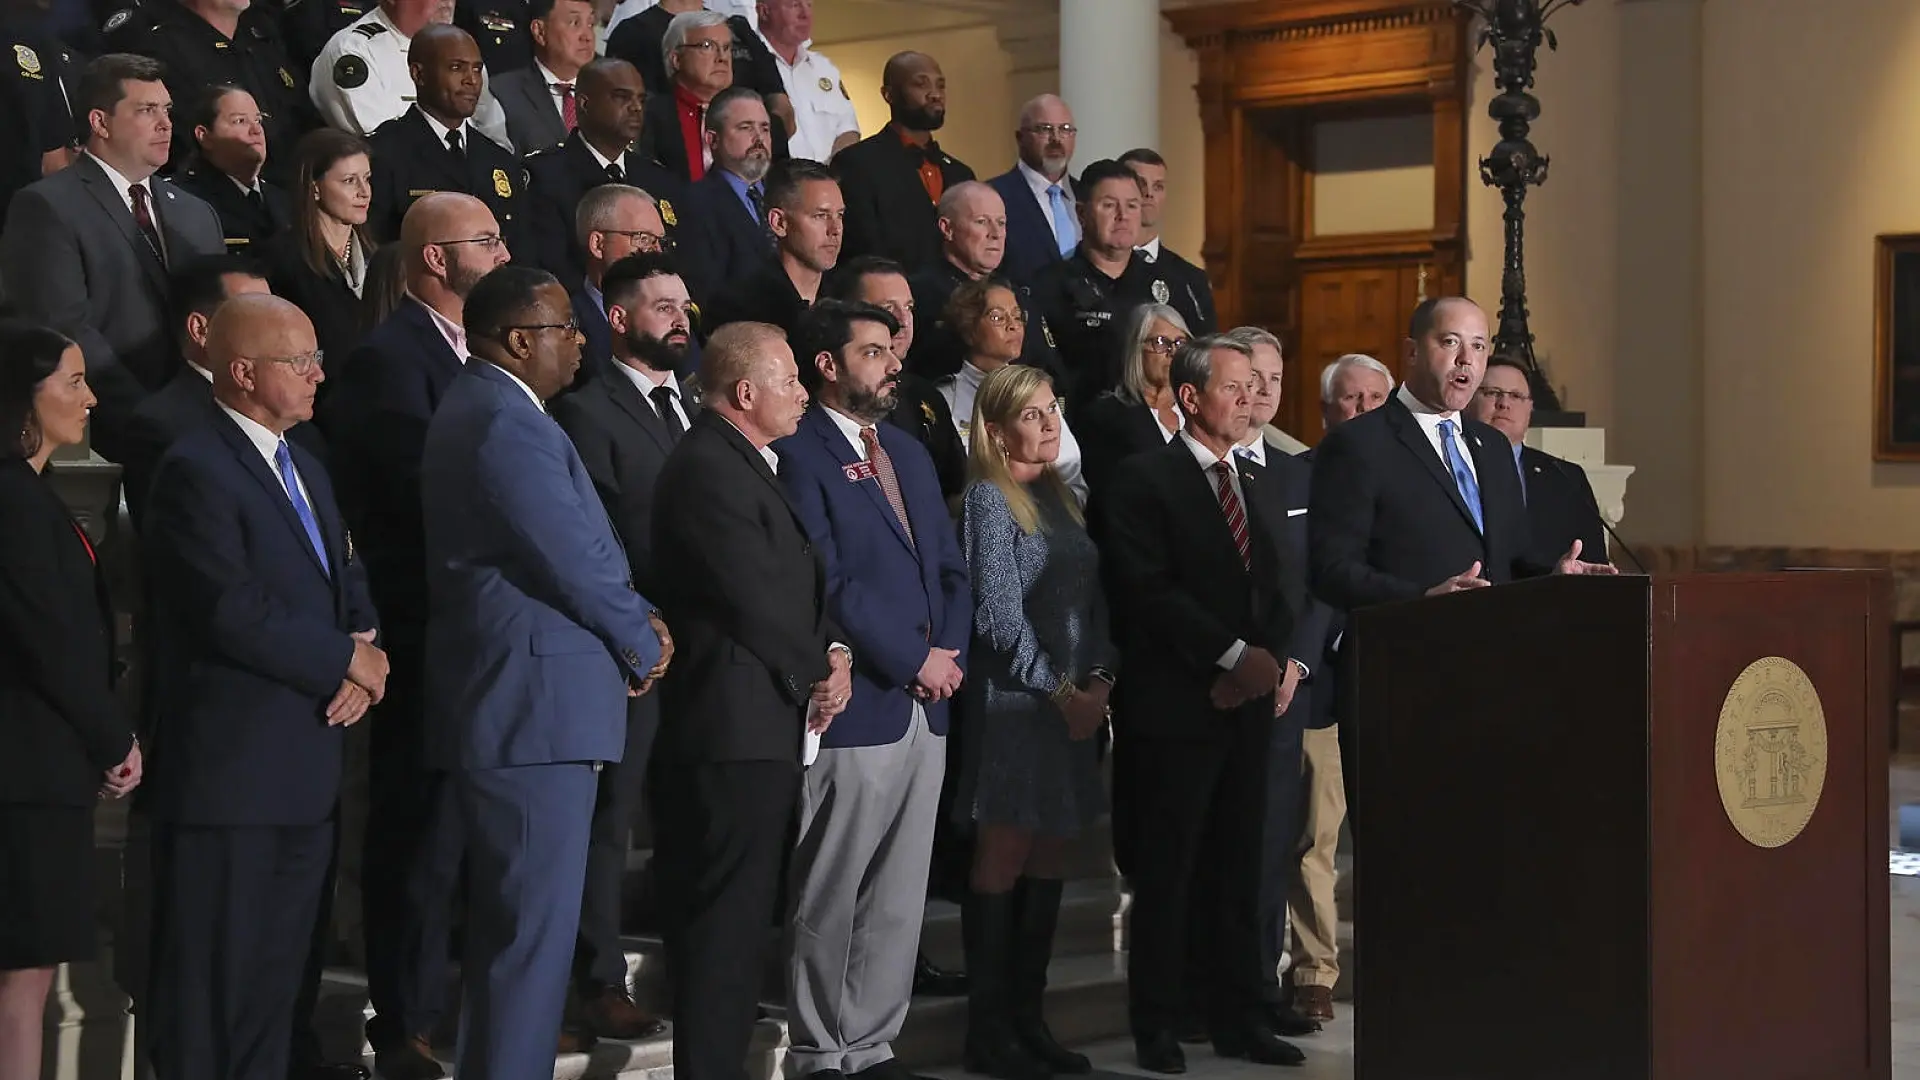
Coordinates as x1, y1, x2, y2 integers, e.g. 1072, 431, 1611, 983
0, 802, 96, 969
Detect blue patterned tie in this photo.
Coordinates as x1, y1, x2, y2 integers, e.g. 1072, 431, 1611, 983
1047, 183, 1078, 256
275, 440, 331, 577
1435, 419, 1484, 533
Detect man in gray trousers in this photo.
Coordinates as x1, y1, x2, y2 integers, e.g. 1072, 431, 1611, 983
774, 299, 973, 1080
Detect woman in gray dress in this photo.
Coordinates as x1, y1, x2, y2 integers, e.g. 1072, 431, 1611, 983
957, 364, 1117, 1080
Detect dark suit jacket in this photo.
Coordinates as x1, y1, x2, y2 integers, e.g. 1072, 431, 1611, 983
320, 299, 467, 631
1076, 393, 1169, 506
366, 107, 530, 257
634, 83, 791, 188
141, 409, 376, 825
774, 406, 970, 748
1518, 444, 1607, 568
905, 256, 1064, 383
526, 131, 690, 282
1308, 395, 1542, 612
454, 0, 531, 74
651, 409, 838, 764
886, 374, 967, 499
550, 364, 693, 597
572, 284, 613, 387
680, 166, 773, 304
831, 127, 973, 274
987, 166, 1067, 288
258, 230, 376, 381
607, 9, 784, 100
0, 155, 226, 461
491, 65, 569, 155
1098, 437, 1295, 737
0, 458, 134, 806
170, 165, 294, 256
703, 259, 806, 337
1242, 449, 1336, 730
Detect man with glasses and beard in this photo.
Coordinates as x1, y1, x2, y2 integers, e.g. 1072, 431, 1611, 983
546, 251, 693, 1040
774, 298, 971, 1080
832, 50, 972, 274
567, 184, 689, 385
680, 85, 778, 302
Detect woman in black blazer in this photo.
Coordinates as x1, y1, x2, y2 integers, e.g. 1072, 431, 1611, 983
0, 321, 140, 1076
1075, 302, 1192, 504
261, 128, 378, 390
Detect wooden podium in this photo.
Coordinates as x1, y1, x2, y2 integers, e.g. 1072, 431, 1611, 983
1347, 572, 1892, 1080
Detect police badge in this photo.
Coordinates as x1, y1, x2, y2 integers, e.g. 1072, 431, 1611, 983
817, 76, 832, 92
492, 169, 511, 198
13, 45, 40, 77
658, 199, 677, 227
1150, 279, 1170, 304
279, 67, 294, 89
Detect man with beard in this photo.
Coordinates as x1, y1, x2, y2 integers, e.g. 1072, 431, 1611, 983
549, 251, 692, 1040
568, 183, 687, 384
171, 87, 293, 256
680, 84, 776, 303
774, 298, 971, 1080
703, 156, 840, 335
987, 94, 1079, 288
366, 24, 530, 256
831, 50, 971, 274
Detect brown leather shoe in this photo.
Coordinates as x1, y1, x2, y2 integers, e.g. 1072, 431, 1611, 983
1296, 984, 1335, 1022
372, 1035, 444, 1080
557, 1027, 599, 1054
579, 984, 668, 1040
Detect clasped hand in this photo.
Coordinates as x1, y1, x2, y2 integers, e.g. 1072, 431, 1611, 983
99, 739, 142, 800
1209, 646, 1282, 711
330, 630, 387, 727
910, 647, 964, 703
808, 647, 853, 733
630, 611, 675, 697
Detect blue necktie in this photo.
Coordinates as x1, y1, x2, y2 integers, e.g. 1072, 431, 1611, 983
1234, 446, 1257, 464
1435, 420, 1484, 533
1047, 183, 1077, 256
275, 440, 331, 577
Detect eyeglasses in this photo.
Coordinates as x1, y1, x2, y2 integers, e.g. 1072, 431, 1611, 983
434, 234, 506, 252
1477, 387, 1531, 404
983, 307, 1026, 327
1143, 335, 1187, 355
254, 350, 325, 376
1022, 123, 1077, 139
677, 39, 730, 56
502, 321, 581, 337
602, 229, 672, 252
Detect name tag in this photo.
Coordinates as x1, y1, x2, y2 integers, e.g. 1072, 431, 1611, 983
1287, 507, 1307, 518
842, 461, 877, 483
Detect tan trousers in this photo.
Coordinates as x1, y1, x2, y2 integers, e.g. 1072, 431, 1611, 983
1286, 725, 1345, 988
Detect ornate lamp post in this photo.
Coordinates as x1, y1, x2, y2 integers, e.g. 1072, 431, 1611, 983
1456, 0, 1586, 414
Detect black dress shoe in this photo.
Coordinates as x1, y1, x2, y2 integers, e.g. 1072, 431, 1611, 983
289, 1065, 372, 1080
1134, 1031, 1187, 1074
851, 1059, 938, 1080
372, 1036, 445, 1080
1174, 1013, 1208, 1045
1211, 1024, 1306, 1067
1261, 1003, 1321, 1038
913, 951, 969, 996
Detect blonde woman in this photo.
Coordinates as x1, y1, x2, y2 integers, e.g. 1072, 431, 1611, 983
956, 364, 1115, 1080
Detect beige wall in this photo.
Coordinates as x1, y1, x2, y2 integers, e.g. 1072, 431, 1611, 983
1311, 114, 1435, 236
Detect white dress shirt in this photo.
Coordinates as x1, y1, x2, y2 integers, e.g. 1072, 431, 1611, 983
1180, 430, 1252, 672
89, 153, 167, 259
1234, 431, 1268, 468
937, 361, 1089, 507
819, 402, 872, 458
418, 108, 475, 156
218, 403, 316, 508
1136, 235, 1162, 263
766, 38, 859, 163
718, 414, 780, 473
613, 361, 692, 432
1017, 159, 1075, 250
310, 7, 514, 151
1395, 382, 1478, 483
409, 294, 468, 359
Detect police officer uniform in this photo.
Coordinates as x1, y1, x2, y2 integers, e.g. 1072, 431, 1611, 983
0, 25, 74, 221
762, 36, 855, 165
523, 129, 687, 282
1030, 248, 1148, 407
309, 6, 515, 150
1135, 236, 1217, 336
104, 0, 315, 185
268, 0, 367, 72
605, 6, 781, 101
171, 160, 293, 255
453, 0, 528, 75
366, 103, 528, 255
907, 256, 1065, 384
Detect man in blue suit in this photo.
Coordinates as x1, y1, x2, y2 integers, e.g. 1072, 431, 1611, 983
420, 265, 669, 1080
319, 191, 513, 1080
775, 299, 972, 1080
141, 294, 387, 1080
985, 94, 1080, 289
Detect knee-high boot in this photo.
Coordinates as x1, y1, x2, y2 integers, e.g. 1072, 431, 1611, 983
1008, 877, 1091, 1074
963, 890, 1051, 1080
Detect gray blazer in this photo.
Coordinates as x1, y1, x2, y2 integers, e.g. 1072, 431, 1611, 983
492, 67, 570, 155
0, 154, 224, 460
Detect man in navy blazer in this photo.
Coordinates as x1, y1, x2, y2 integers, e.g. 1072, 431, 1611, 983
678, 87, 779, 304
318, 191, 511, 1080
984, 94, 1080, 288
140, 295, 387, 1080
774, 299, 971, 1080
420, 265, 667, 1080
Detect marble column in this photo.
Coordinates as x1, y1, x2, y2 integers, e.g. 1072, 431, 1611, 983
1057, 0, 1159, 164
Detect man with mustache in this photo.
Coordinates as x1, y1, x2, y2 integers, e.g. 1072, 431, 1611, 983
567, 183, 688, 385
832, 50, 972, 274
679, 84, 779, 303
549, 250, 693, 1040
366, 24, 529, 257
774, 298, 971, 1080
986, 93, 1080, 288
703, 155, 841, 335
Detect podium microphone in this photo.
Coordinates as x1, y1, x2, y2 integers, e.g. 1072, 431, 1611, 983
1540, 453, 1648, 573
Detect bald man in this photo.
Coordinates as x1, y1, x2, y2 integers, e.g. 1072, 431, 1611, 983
832, 50, 973, 274
905, 180, 1062, 382
366, 24, 531, 254
141, 294, 384, 1080
320, 191, 511, 1080
649, 322, 851, 1080
987, 94, 1080, 287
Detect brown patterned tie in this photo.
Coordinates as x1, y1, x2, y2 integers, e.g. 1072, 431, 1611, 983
860, 426, 915, 548
1213, 461, 1250, 571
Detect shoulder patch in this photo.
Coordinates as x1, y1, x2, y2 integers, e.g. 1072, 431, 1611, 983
351, 21, 385, 37
332, 53, 368, 88
102, 8, 132, 31
657, 197, 676, 227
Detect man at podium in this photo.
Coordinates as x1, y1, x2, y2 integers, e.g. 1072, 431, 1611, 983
1306, 296, 1612, 610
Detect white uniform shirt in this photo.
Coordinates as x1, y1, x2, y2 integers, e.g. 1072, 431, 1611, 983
937, 361, 1090, 508
764, 37, 858, 163
310, 7, 515, 152
605, 0, 756, 37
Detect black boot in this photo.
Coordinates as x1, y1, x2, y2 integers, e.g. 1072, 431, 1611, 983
963, 890, 1052, 1080
914, 950, 969, 997
1008, 878, 1091, 1074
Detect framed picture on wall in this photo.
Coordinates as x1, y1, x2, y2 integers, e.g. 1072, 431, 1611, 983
1875, 234, 1920, 460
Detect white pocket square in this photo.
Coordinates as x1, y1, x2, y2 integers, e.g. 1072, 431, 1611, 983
1287, 507, 1308, 517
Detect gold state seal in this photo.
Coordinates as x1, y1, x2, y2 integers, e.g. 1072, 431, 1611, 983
1713, 656, 1827, 849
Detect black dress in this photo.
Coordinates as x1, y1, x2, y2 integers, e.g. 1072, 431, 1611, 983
260, 230, 373, 386
0, 458, 134, 969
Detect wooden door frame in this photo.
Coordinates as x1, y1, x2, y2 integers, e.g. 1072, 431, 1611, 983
1166, 0, 1471, 346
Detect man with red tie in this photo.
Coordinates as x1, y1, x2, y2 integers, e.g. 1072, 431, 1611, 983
489, 0, 596, 153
